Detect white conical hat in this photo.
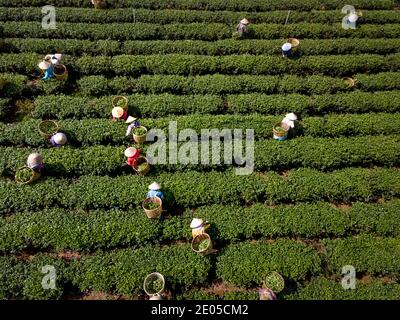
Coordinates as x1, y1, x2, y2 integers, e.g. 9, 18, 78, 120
53, 132, 67, 145
54, 53, 63, 61
348, 13, 359, 23
112, 107, 124, 118
27, 153, 43, 166
124, 147, 137, 158
190, 218, 203, 229
284, 113, 297, 121
282, 43, 292, 51
148, 182, 161, 190
240, 18, 249, 24
38, 61, 50, 70
125, 116, 137, 124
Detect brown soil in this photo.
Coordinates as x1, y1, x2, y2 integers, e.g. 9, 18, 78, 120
57, 250, 82, 261
301, 239, 326, 254
330, 203, 352, 211
359, 275, 372, 284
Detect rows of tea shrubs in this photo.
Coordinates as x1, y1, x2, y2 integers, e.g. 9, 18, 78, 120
2, 38, 399, 56
1, 201, 399, 252
3, 22, 400, 41
0, 0, 394, 10
1, 167, 399, 213
30, 91, 400, 119
1, 135, 399, 175
2, 8, 400, 24
2, 53, 399, 76
2, 113, 399, 146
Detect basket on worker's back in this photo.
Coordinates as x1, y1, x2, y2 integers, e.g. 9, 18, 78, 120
133, 126, 148, 144
343, 77, 357, 88
112, 96, 128, 110
263, 271, 285, 293
191, 233, 213, 256
142, 196, 163, 219
133, 156, 151, 176
38, 120, 59, 139
15, 166, 41, 185
53, 64, 68, 81
287, 38, 300, 49
143, 272, 165, 297
92, 0, 106, 9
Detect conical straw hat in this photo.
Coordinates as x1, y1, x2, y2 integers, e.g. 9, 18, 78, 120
54, 53, 63, 61
112, 107, 124, 118
148, 182, 161, 190
240, 18, 249, 24
124, 147, 137, 158
53, 132, 67, 145
284, 113, 297, 121
282, 43, 292, 51
126, 116, 137, 124
38, 61, 50, 70
27, 153, 43, 166
190, 218, 203, 229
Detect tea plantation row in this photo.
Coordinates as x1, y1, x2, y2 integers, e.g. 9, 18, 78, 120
2, 113, 399, 146
2, 38, 399, 56
1, 168, 399, 213
1, 201, 399, 251
1, 236, 399, 299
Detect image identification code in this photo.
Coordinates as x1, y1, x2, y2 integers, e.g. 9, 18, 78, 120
151, 304, 249, 317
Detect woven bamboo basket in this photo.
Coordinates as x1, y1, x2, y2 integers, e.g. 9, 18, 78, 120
142, 196, 163, 219
15, 166, 40, 185
191, 233, 213, 256
263, 271, 285, 293
143, 272, 165, 297
133, 156, 150, 176
38, 120, 59, 139
343, 77, 357, 88
112, 96, 128, 110
53, 64, 68, 81
132, 126, 148, 144
287, 38, 300, 49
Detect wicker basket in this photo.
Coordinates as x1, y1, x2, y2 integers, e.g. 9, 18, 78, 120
272, 122, 290, 140
15, 166, 40, 185
263, 271, 285, 293
133, 126, 148, 144
191, 233, 213, 256
38, 120, 59, 139
343, 77, 356, 88
287, 38, 300, 49
53, 64, 68, 81
142, 197, 163, 219
112, 96, 128, 110
143, 272, 165, 297
92, 0, 106, 9
133, 156, 150, 176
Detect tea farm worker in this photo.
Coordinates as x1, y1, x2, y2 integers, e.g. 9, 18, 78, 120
147, 182, 165, 200
27, 153, 45, 173
236, 18, 249, 37
45, 53, 63, 66
125, 116, 141, 137
347, 13, 359, 24
190, 218, 210, 238
259, 288, 277, 301
282, 112, 297, 129
39, 60, 54, 80
112, 106, 128, 121
124, 147, 142, 166
50, 132, 68, 147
